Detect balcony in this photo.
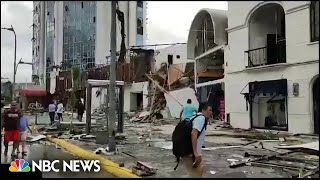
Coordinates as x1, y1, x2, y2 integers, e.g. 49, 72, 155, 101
245, 39, 286, 68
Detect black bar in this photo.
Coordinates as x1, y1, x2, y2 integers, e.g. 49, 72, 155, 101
117, 86, 124, 133
85, 84, 92, 134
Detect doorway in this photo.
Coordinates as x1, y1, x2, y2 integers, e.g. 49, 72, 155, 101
313, 77, 319, 134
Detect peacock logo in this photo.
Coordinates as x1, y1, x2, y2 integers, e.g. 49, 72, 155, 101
9, 159, 31, 172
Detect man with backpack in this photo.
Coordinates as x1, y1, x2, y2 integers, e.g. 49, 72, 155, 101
172, 102, 212, 177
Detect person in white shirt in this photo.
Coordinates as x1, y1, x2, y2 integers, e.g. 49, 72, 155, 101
56, 100, 64, 122
48, 101, 56, 124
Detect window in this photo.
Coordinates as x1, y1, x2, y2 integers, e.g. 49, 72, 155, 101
311, 1, 319, 42
176, 55, 180, 59
65, 6, 69, 12
81, 2, 84, 8
93, 16, 96, 23
168, 55, 173, 65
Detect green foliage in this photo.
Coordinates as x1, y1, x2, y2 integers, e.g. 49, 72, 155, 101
71, 66, 80, 81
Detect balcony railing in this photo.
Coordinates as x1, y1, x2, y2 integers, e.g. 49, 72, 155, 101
245, 39, 286, 68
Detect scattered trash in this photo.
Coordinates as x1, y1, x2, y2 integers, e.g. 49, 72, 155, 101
210, 170, 216, 175
227, 159, 239, 162
27, 135, 47, 142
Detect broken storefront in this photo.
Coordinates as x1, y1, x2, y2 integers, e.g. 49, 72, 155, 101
243, 79, 288, 131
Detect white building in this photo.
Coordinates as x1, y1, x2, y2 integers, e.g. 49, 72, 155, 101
225, 1, 319, 134
187, 9, 228, 120
154, 44, 193, 70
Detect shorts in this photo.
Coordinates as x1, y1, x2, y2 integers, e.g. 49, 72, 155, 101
181, 155, 203, 177
20, 131, 27, 141
4, 130, 20, 142
57, 113, 62, 119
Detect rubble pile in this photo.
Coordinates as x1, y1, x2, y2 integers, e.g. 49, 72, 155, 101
131, 62, 195, 123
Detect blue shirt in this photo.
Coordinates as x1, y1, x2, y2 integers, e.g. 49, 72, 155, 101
192, 114, 206, 155
19, 115, 28, 132
181, 104, 197, 120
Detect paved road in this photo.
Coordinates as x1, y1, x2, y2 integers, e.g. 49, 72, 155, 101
1, 140, 114, 178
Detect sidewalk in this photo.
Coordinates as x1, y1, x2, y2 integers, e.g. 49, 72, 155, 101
45, 119, 318, 178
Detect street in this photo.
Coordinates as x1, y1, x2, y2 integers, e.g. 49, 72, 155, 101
1, 141, 114, 178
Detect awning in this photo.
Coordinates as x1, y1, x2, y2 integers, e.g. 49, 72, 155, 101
17, 89, 48, 97
249, 79, 287, 96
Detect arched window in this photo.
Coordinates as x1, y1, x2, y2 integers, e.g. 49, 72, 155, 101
310, 1, 319, 42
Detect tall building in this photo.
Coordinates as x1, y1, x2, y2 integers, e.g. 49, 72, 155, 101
32, 1, 147, 87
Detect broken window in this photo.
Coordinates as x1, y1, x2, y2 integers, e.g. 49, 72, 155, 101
168, 55, 173, 65
311, 1, 319, 42
176, 55, 180, 59
249, 79, 288, 131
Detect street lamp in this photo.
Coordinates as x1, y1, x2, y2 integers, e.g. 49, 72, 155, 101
1, 25, 16, 101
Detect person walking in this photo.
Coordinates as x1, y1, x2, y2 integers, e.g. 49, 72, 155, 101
18, 114, 32, 156
77, 100, 85, 122
48, 100, 56, 125
56, 100, 64, 122
182, 102, 212, 177
180, 99, 197, 121
2, 101, 22, 157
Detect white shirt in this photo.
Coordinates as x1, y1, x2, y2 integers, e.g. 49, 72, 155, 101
48, 104, 56, 112
56, 103, 64, 113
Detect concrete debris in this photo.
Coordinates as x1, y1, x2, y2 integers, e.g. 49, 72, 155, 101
27, 135, 47, 142
133, 161, 157, 176
210, 170, 217, 175
274, 141, 319, 152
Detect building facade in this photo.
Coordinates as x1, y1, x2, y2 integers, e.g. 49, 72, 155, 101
32, 1, 147, 87
154, 44, 193, 70
187, 9, 228, 121
225, 1, 319, 134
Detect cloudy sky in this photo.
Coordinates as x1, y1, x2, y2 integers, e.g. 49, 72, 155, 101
1, 1, 227, 83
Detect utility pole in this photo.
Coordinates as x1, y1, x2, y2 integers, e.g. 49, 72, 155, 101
108, 1, 117, 152
1, 25, 16, 100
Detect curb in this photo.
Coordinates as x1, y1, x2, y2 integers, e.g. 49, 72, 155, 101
48, 138, 140, 178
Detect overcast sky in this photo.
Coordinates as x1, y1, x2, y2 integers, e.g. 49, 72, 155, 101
1, 1, 227, 83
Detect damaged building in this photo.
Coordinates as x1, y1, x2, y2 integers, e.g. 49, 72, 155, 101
224, 1, 319, 134
187, 9, 228, 121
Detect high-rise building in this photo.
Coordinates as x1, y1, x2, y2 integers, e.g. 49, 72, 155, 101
32, 1, 147, 86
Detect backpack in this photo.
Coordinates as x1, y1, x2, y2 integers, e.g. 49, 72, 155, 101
172, 114, 207, 170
